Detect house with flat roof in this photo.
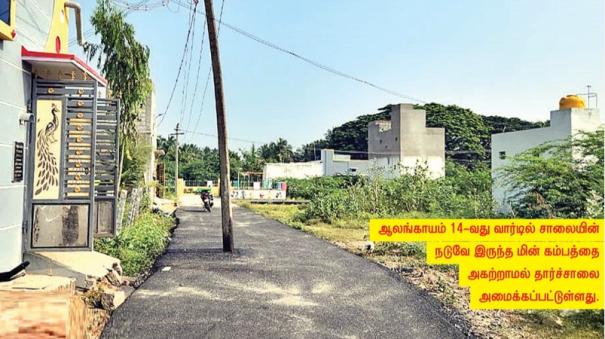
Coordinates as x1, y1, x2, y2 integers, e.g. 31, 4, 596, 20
367, 104, 445, 178
491, 95, 603, 213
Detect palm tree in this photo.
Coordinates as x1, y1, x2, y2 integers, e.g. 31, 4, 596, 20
274, 138, 294, 163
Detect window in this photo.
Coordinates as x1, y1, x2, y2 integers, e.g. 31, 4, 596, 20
0, 0, 15, 41
0, 0, 10, 25
499, 151, 506, 160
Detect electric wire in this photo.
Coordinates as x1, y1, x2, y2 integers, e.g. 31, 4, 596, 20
178, 1, 198, 125
181, 129, 491, 158
189, 0, 226, 136
183, 14, 208, 133
156, 1, 199, 126
168, 0, 427, 104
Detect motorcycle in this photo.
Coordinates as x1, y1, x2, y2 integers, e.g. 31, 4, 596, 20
200, 190, 214, 212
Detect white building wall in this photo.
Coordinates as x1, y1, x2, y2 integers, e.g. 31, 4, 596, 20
491, 107, 603, 213
0, 1, 57, 272
368, 104, 445, 179
321, 149, 370, 176
262, 150, 374, 179
263, 161, 323, 180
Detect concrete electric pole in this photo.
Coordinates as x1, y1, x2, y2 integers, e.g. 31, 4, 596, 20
173, 123, 184, 206
204, 0, 234, 252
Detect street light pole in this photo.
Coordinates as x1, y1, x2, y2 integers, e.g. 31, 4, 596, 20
204, 0, 234, 252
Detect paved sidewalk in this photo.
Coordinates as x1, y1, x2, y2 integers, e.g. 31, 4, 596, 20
102, 202, 466, 338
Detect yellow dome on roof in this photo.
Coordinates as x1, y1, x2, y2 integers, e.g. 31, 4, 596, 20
559, 95, 585, 109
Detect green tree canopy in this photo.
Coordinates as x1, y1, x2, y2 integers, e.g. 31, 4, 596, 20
258, 138, 295, 163
240, 145, 265, 172
295, 103, 549, 168
497, 130, 604, 218
84, 0, 152, 186
84, 0, 152, 142
422, 103, 489, 165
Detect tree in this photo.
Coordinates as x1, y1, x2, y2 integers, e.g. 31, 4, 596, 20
84, 0, 152, 184
120, 137, 151, 188
482, 115, 549, 135
294, 103, 547, 168
497, 130, 604, 218
323, 110, 390, 160
240, 145, 264, 172
422, 103, 490, 166
258, 138, 295, 163
294, 140, 328, 162
481, 115, 549, 151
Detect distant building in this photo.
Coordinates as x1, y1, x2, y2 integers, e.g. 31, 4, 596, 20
263, 103, 446, 180
321, 149, 370, 176
367, 104, 445, 178
491, 95, 603, 213
263, 160, 322, 180
262, 149, 368, 180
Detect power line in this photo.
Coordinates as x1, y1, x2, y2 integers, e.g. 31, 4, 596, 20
70, 0, 158, 45
157, 1, 199, 126
324, 149, 492, 155
182, 129, 490, 156
190, 70, 213, 136
189, 0, 225, 135
178, 1, 198, 125
183, 129, 266, 145
183, 10, 208, 133
169, 0, 427, 104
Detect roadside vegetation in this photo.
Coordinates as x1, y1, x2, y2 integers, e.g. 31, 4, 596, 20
95, 212, 174, 277
241, 129, 604, 339
158, 102, 549, 193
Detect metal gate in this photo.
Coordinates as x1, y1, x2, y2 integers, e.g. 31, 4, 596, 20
26, 79, 119, 251
94, 99, 120, 236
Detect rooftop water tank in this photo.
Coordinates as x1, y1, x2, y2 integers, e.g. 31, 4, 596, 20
559, 95, 585, 109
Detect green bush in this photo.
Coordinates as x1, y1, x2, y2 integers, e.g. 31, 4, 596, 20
282, 175, 358, 200
95, 212, 174, 276
498, 130, 604, 218
297, 189, 354, 222
296, 163, 495, 222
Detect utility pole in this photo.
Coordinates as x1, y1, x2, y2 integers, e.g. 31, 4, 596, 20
204, 0, 234, 252
173, 123, 184, 206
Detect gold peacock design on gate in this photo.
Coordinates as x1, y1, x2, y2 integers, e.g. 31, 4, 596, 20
34, 103, 60, 196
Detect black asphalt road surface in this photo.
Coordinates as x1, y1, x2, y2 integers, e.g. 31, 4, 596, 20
102, 205, 467, 338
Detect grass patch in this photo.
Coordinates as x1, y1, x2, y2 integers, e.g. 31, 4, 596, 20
95, 212, 174, 276
239, 201, 367, 243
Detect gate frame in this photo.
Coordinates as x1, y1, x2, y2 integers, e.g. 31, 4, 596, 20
24, 78, 98, 252
93, 98, 120, 237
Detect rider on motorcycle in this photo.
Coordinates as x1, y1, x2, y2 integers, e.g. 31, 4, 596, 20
200, 189, 214, 212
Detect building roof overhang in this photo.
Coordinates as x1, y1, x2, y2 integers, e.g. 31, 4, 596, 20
21, 47, 108, 87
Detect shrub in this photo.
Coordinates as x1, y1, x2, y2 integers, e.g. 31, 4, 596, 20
497, 130, 604, 218
296, 162, 495, 222
95, 212, 173, 276
281, 175, 357, 200
298, 189, 354, 222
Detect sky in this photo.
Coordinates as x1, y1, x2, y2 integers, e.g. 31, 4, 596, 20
72, 0, 604, 150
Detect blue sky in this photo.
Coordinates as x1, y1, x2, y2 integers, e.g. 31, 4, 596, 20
72, 0, 604, 149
